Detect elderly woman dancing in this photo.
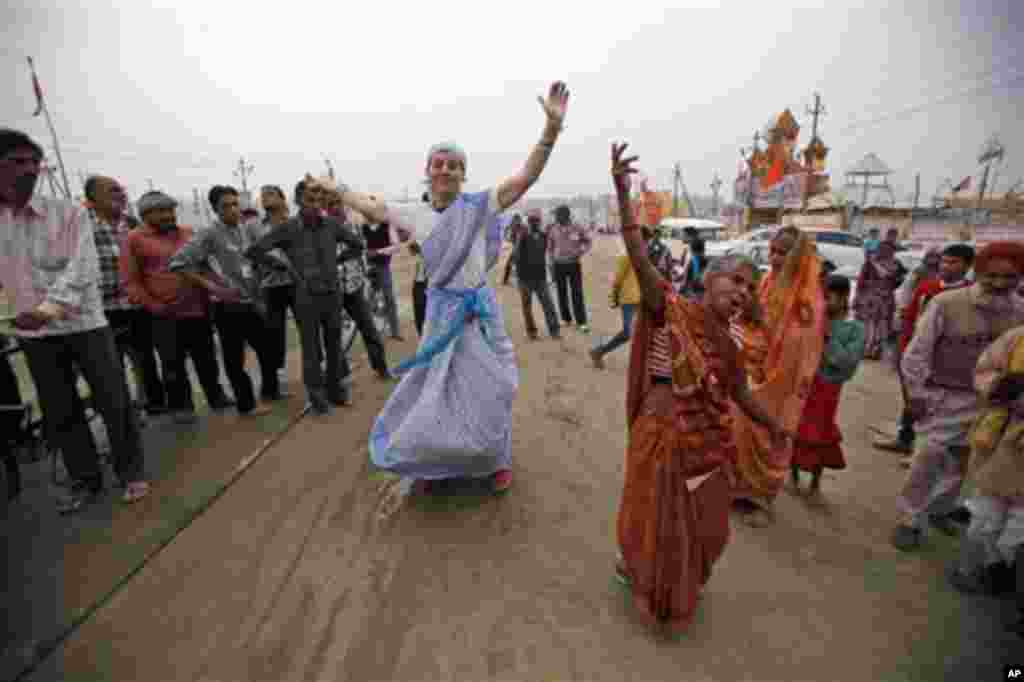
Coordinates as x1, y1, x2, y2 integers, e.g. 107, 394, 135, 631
336, 82, 570, 502
609, 143, 790, 634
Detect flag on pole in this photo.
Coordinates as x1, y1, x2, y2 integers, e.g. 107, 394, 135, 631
27, 57, 44, 117
952, 176, 972, 193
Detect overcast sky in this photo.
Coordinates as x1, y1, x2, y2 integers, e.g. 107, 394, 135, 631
2, 0, 1021, 207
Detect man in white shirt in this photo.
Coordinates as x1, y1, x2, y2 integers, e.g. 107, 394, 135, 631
0, 129, 149, 512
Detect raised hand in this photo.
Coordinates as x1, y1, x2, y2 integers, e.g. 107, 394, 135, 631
611, 143, 639, 195
538, 81, 570, 129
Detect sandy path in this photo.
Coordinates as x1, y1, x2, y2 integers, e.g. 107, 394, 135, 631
46, 237, 1000, 681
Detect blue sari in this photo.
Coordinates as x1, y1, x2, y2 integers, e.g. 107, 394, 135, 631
369, 190, 516, 481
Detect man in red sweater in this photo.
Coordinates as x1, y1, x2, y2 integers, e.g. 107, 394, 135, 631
121, 191, 232, 423
875, 243, 974, 457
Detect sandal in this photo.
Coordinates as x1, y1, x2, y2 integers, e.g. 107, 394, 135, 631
122, 481, 150, 504
492, 469, 513, 494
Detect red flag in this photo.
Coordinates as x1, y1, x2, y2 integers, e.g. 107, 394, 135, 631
28, 57, 43, 117
952, 176, 971, 193
762, 156, 786, 189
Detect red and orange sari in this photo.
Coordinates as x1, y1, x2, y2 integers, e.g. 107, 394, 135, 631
617, 281, 738, 631
726, 232, 825, 509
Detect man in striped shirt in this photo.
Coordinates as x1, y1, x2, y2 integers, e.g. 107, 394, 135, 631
85, 174, 166, 415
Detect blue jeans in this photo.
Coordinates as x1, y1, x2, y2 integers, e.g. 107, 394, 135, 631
595, 304, 636, 356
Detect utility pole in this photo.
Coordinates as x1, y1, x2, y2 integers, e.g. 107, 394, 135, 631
234, 157, 255, 194
672, 163, 694, 218
192, 188, 203, 224
710, 174, 723, 217
976, 135, 1005, 212
913, 173, 921, 209
801, 94, 826, 212
806, 93, 826, 143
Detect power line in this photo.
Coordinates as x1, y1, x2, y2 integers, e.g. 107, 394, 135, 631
850, 50, 1022, 107
839, 71, 1024, 134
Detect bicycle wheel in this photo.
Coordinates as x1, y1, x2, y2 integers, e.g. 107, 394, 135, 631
369, 285, 390, 337
340, 303, 357, 355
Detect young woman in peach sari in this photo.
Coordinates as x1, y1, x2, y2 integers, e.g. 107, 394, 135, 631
610, 143, 791, 634
726, 226, 826, 526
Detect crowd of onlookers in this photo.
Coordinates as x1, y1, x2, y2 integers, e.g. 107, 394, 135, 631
0, 128, 408, 513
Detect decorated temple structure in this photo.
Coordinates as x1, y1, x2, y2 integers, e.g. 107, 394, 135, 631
734, 107, 836, 230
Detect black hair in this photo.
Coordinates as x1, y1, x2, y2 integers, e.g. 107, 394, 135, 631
822, 260, 837, 274
826, 274, 851, 296
208, 185, 239, 210
0, 128, 44, 159
421, 192, 430, 203
294, 179, 306, 205
554, 205, 571, 221
261, 184, 285, 200
942, 243, 975, 266
84, 175, 101, 201
691, 239, 706, 255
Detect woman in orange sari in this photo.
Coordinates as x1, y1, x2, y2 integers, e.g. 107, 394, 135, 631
610, 143, 791, 634
727, 226, 826, 526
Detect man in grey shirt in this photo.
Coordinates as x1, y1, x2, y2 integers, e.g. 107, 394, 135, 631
169, 185, 280, 415
245, 176, 364, 415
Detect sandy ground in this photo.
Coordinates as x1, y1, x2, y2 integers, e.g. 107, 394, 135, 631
43, 236, 1017, 681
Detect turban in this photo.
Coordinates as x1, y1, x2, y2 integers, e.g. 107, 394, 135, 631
425, 141, 467, 173
975, 241, 1024, 273
136, 190, 177, 216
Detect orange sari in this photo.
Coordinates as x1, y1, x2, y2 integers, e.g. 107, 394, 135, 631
618, 281, 737, 631
726, 234, 825, 507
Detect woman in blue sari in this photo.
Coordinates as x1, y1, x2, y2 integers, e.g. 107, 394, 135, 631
337, 81, 570, 504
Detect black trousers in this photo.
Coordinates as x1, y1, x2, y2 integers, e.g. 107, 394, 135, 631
1, 348, 25, 497
413, 281, 428, 336
264, 284, 297, 372
105, 308, 166, 410
213, 303, 279, 411
294, 289, 350, 401
342, 289, 388, 374
518, 278, 560, 337
20, 327, 145, 485
553, 260, 588, 326
151, 316, 227, 411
